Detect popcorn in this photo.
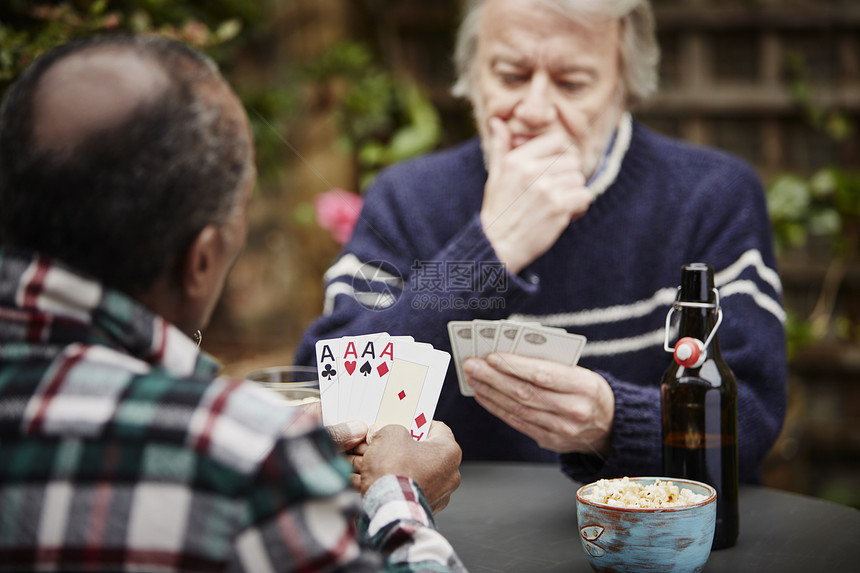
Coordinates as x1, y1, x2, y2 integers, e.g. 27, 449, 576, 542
583, 477, 708, 508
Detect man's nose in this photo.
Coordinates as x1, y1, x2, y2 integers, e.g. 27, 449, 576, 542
514, 73, 557, 127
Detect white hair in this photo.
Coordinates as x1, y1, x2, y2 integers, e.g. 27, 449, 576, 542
452, 0, 660, 108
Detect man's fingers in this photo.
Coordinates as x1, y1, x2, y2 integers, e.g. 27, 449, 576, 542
348, 453, 363, 472
430, 493, 453, 513
465, 353, 615, 455
483, 352, 576, 392
425, 420, 456, 442
366, 423, 413, 448
470, 369, 549, 419
464, 356, 572, 419
507, 129, 580, 163
352, 441, 370, 456
488, 117, 511, 176
326, 419, 368, 452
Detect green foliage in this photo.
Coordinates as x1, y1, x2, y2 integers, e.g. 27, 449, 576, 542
766, 168, 860, 255
786, 51, 855, 142
0, 0, 297, 193
767, 167, 860, 351
239, 74, 303, 189
818, 478, 860, 510
783, 309, 817, 362
766, 47, 860, 357
0, 1, 259, 97
0, 2, 440, 223
0, 2, 115, 90
304, 41, 441, 190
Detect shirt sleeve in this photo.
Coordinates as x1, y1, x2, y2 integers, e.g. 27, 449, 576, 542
358, 475, 467, 572
228, 422, 465, 572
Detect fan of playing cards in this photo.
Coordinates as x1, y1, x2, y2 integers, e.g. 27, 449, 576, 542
447, 319, 587, 397
315, 333, 451, 441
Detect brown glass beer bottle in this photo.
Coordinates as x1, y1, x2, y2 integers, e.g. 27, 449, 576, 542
661, 263, 739, 549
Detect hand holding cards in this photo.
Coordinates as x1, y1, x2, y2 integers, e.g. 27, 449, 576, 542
447, 319, 587, 396
315, 333, 450, 441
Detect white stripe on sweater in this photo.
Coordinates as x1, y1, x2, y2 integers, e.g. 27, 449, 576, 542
715, 248, 783, 295
323, 256, 403, 315
513, 287, 679, 328
514, 249, 784, 329
547, 281, 785, 358
323, 282, 399, 315
581, 327, 669, 357
324, 254, 404, 286
720, 279, 787, 323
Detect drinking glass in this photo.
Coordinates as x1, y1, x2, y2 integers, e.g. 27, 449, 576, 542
246, 365, 320, 406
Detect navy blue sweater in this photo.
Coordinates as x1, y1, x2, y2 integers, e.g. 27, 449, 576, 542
297, 122, 787, 483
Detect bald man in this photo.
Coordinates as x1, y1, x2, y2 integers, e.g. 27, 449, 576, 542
0, 35, 465, 572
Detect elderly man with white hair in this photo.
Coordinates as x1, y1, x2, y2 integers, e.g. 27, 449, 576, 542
298, 0, 786, 486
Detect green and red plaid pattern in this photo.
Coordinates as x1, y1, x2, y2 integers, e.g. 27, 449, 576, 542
0, 248, 465, 572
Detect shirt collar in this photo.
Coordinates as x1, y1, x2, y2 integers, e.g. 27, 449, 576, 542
0, 247, 220, 379
586, 111, 633, 198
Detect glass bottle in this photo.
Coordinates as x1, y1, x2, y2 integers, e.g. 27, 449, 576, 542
661, 263, 739, 550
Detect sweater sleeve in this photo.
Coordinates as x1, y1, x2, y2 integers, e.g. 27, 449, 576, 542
561, 151, 787, 484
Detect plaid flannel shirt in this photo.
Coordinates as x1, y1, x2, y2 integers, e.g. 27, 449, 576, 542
0, 248, 465, 572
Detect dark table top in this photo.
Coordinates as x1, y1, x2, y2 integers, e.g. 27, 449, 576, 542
435, 462, 860, 572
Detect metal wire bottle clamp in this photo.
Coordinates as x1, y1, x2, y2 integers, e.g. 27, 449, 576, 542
663, 287, 723, 368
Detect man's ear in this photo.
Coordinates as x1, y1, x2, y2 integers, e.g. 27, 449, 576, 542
180, 224, 223, 304
130, 224, 223, 335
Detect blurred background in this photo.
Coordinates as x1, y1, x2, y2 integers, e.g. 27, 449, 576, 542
1, 0, 858, 507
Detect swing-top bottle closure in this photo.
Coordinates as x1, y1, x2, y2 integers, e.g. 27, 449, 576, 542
663, 286, 723, 368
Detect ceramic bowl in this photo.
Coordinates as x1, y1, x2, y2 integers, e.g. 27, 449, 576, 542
576, 477, 717, 573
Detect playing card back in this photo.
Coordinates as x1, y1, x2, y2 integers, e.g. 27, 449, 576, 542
511, 325, 586, 366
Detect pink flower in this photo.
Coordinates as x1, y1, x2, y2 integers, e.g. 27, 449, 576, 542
182, 21, 210, 46
103, 14, 120, 29
314, 188, 364, 244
